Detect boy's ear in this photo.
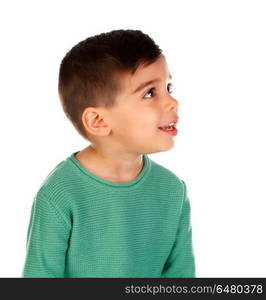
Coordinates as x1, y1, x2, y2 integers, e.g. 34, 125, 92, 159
82, 107, 111, 136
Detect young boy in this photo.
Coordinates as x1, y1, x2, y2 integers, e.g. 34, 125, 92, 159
22, 29, 196, 278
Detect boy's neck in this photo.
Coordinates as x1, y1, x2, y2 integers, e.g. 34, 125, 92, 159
75, 145, 144, 183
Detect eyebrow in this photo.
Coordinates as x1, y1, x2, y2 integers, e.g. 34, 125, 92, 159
131, 73, 172, 95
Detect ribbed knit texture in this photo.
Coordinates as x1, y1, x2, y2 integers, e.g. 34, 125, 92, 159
22, 151, 195, 278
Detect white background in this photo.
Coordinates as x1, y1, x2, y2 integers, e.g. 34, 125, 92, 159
0, 0, 265, 277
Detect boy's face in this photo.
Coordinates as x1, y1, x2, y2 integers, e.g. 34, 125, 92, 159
88, 55, 179, 155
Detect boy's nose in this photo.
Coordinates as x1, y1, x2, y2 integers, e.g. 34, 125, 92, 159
165, 95, 178, 112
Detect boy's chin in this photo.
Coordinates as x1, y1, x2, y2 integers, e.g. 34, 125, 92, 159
158, 141, 175, 152
144, 143, 174, 154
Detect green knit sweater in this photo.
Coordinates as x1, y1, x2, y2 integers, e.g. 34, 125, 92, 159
22, 151, 196, 278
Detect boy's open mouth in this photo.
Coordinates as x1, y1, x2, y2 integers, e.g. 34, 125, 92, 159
158, 119, 178, 131
158, 120, 178, 135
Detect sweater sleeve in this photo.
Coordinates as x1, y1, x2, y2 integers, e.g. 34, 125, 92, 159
161, 180, 196, 278
22, 191, 71, 278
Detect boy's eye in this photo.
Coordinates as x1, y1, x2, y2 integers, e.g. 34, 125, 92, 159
143, 83, 174, 99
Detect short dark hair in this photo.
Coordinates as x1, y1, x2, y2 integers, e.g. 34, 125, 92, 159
58, 29, 163, 140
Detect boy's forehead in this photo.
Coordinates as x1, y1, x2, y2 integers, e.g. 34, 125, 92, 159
122, 56, 171, 95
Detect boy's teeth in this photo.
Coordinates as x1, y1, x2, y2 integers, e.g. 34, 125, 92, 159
164, 122, 175, 127
158, 121, 177, 130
